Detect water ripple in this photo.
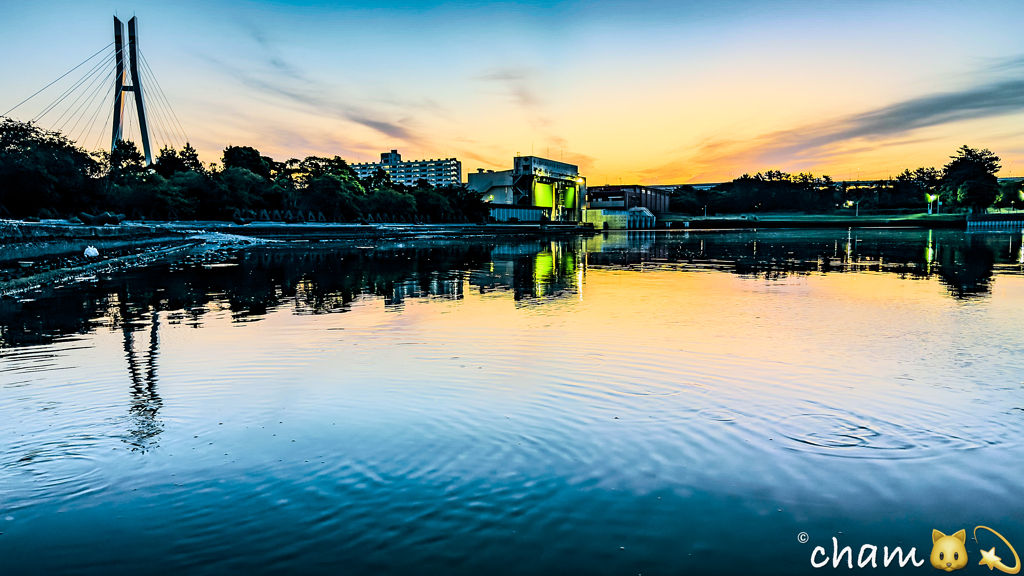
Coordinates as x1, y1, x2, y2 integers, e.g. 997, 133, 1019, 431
776, 412, 992, 459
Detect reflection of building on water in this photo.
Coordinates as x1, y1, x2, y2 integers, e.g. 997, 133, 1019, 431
584, 231, 669, 266
382, 275, 465, 307
585, 231, 659, 252
470, 241, 584, 302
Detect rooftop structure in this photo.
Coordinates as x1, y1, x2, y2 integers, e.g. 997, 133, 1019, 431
351, 150, 462, 187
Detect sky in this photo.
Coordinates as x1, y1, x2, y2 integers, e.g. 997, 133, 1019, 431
4, 0, 1024, 184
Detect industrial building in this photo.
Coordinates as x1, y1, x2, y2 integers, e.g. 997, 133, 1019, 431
468, 156, 584, 222
582, 207, 657, 229
579, 185, 667, 229
351, 150, 462, 187
586, 185, 670, 213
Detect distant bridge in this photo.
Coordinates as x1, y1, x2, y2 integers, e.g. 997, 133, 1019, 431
2, 16, 185, 164
649, 177, 1024, 191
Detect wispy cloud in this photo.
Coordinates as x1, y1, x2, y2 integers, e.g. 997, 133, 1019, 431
752, 77, 1024, 164
472, 66, 584, 164
646, 62, 1024, 180
209, 60, 419, 141
202, 27, 422, 144
475, 67, 543, 109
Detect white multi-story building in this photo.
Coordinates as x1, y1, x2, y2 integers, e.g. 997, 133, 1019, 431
351, 150, 462, 187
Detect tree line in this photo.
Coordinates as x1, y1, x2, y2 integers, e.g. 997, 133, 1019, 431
3, 116, 1020, 222
668, 145, 1021, 215
0, 117, 488, 223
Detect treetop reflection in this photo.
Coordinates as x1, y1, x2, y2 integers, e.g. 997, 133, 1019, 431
1, 230, 1021, 350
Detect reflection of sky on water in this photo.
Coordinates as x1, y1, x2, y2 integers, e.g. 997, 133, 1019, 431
2, 229, 1024, 575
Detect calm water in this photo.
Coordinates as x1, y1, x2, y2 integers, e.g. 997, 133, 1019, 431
2, 229, 1024, 575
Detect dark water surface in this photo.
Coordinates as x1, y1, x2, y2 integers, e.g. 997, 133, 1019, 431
2, 229, 1024, 575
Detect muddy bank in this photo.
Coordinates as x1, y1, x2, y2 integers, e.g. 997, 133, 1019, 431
2, 219, 595, 244
173, 221, 595, 240
0, 241, 200, 297
0, 220, 186, 241
0, 231, 272, 298
1, 235, 192, 261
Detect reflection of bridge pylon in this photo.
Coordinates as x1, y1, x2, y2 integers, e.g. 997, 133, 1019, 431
111, 16, 153, 165
121, 305, 163, 451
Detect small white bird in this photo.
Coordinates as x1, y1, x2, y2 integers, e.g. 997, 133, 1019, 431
84, 246, 99, 257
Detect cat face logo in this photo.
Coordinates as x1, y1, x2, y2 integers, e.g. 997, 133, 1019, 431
930, 527, 1021, 573
931, 530, 968, 572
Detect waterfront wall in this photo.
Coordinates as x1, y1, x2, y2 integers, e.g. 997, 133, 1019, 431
967, 213, 1024, 231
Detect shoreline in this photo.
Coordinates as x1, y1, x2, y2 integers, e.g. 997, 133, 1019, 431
659, 213, 966, 229
1, 220, 594, 243
1, 213, 970, 245
0, 217, 1008, 298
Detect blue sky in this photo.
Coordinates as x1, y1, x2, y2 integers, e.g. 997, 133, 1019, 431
4, 0, 1024, 182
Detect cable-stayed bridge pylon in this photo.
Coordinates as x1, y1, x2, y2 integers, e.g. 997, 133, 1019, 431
1, 15, 187, 166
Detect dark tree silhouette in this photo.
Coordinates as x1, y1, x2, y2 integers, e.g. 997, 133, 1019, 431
941, 145, 1000, 211
0, 117, 99, 216
222, 145, 274, 179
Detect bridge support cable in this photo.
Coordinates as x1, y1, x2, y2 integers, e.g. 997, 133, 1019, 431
148, 98, 175, 154
135, 63, 179, 152
138, 50, 188, 145
64, 71, 115, 144
58, 64, 116, 135
93, 82, 120, 152
145, 66, 183, 150
32, 51, 116, 124
2, 42, 114, 117
144, 74, 183, 152
78, 75, 120, 147
31, 52, 115, 124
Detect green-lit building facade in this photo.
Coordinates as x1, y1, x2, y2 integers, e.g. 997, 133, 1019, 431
468, 155, 584, 222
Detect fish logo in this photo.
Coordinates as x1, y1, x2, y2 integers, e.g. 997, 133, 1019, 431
929, 527, 1020, 573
